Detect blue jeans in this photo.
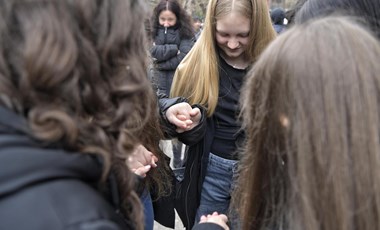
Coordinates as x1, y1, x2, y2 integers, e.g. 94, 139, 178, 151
140, 190, 153, 230
195, 153, 238, 224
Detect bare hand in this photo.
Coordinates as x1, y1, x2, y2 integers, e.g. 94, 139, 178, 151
165, 102, 201, 133
127, 144, 158, 177
199, 212, 229, 230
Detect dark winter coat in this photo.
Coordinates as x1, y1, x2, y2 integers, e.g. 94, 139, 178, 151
0, 106, 133, 230
158, 93, 208, 229
150, 25, 194, 96
156, 94, 222, 230
175, 117, 213, 229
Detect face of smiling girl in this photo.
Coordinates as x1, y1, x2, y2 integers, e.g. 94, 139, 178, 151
215, 12, 250, 60
159, 10, 177, 27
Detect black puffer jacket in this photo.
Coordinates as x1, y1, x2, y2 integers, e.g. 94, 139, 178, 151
150, 25, 194, 96
0, 107, 133, 230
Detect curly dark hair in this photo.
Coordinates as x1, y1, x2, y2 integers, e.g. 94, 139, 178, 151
0, 0, 152, 229
137, 94, 173, 198
151, 0, 195, 40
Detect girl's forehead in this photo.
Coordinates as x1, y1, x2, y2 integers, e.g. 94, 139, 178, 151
216, 13, 250, 33
159, 10, 176, 18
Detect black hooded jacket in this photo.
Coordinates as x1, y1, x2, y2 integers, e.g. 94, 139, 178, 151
0, 106, 132, 230
150, 25, 194, 96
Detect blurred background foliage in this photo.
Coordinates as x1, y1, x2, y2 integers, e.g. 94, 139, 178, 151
146, 0, 298, 21
146, 0, 208, 19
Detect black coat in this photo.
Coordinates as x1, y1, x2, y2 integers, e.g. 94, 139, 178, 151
158, 94, 210, 229
0, 107, 133, 230
175, 117, 214, 229
150, 26, 194, 96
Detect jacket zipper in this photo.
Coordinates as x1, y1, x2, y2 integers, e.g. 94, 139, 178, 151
165, 1, 168, 35
163, 27, 168, 44
185, 160, 195, 227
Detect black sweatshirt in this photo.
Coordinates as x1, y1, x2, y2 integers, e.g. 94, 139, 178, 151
210, 56, 247, 160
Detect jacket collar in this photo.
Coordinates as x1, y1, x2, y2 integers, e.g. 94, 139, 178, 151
0, 106, 102, 198
0, 106, 30, 135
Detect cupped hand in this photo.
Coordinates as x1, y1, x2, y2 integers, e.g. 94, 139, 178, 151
199, 212, 229, 230
165, 102, 202, 133
127, 144, 158, 177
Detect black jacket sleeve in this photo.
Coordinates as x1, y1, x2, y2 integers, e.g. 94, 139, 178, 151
192, 223, 225, 230
177, 104, 207, 146
150, 44, 179, 62
155, 38, 194, 70
158, 93, 207, 145
158, 93, 188, 138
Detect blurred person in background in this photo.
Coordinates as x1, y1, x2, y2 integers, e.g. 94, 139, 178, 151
150, 0, 195, 173
192, 16, 203, 40
150, 0, 195, 97
271, 7, 287, 34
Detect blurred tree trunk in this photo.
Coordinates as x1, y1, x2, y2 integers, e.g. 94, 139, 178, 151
147, 0, 300, 18
183, 0, 193, 15
147, 0, 208, 19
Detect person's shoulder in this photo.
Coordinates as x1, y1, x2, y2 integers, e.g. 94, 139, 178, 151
0, 179, 123, 229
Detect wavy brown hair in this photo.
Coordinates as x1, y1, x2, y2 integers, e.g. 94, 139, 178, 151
0, 0, 152, 229
143, 120, 173, 199
234, 17, 380, 230
128, 89, 173, 198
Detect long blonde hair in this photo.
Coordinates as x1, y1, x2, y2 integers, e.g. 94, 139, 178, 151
170, 0, 276, 116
